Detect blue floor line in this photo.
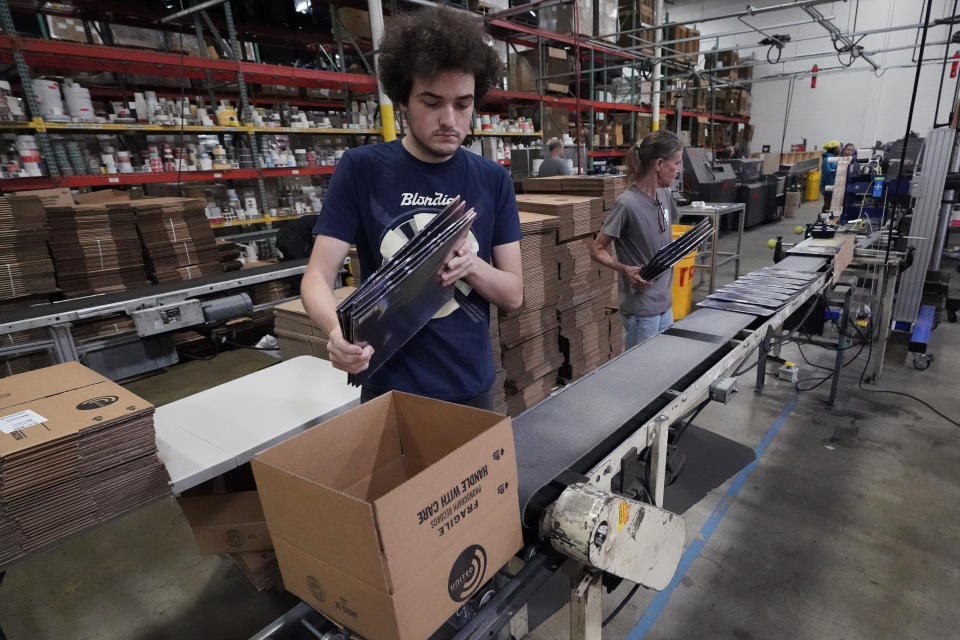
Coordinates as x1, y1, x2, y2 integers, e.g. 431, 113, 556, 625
627, 396, 799, 639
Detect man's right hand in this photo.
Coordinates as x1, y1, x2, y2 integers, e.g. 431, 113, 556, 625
327, 328, 374, 374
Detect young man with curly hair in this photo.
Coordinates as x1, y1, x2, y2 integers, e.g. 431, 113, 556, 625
301, 7, 523, 410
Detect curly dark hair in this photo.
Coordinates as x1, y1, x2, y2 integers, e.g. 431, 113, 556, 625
377, 6, 504, 106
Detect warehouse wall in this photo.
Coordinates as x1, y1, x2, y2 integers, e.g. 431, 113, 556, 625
669, 0, 959, 153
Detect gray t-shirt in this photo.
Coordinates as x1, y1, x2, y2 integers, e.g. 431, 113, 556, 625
601, 185, 676, 317
538, 155, 571, 177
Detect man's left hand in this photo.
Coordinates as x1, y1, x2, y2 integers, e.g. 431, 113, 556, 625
440, 238, 476, 286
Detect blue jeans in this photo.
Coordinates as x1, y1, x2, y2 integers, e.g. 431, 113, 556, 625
622, 309, 673, 350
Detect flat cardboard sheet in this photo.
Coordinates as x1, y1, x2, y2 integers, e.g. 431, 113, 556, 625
154, 356, 359, 493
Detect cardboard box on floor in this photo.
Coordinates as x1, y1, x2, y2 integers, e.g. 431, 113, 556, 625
178, 490, 271, 554
252, 392, 523, 640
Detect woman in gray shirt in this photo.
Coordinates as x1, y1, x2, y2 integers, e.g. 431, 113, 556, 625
590, 130, 683, 348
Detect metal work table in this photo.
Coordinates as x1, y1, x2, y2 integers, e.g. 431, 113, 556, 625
677, 203, 745, 292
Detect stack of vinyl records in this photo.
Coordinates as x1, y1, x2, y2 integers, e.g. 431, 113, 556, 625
638, 219, 713, 281
500, 213, 563, 416
273, 288, 356, 361
217, 240, 243, 272
336, 197, 477, 387
46, 203, 149, 296
125, 198, 221, 283
0, 362, 169, 569
558, 292, 609, 382
0, 196, 58, 302
698, 267, 820, 317
514, 194, 602, 242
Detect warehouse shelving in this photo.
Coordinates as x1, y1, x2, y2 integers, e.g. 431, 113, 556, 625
0, 121, 384, 135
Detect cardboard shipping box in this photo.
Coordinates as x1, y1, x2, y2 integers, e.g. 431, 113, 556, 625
178, 490, 272, 554
252, 392, 522, 640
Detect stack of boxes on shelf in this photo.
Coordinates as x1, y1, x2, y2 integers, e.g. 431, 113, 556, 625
498, 212, 563, 415
704, 50, 753, 119
0, 362, 170, 568
0, 195, 59, 377
127, 198, 222, 283
46, 202, 149, 296
666, 25, 701, 66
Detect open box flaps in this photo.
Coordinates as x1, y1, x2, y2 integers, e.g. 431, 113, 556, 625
252, 391, 522, 640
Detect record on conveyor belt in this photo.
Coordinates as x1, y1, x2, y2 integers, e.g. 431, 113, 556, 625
734, 276, 809, 291
638, 219, 713, 282
337, 197, 477, 386
750, 268, 820, 282
717, 284, 796, 301
706, 291, 785, 309
697, 298, 777, 317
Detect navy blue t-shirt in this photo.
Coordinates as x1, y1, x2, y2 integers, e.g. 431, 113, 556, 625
313, 140, 522, 401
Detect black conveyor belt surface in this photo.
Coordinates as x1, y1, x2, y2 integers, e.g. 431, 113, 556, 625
512, 308, 745, 525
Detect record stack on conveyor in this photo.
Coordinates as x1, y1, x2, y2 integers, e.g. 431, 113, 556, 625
698, 267, 820, 317
46, 203, 149, 296
337, 197, 477, 387
125, 198, 222, 283
0, 363, 170, 569
273, 288, 356, 361
217, 240, 243, 272
499, 212, 563, 416
514, 194, 601, 242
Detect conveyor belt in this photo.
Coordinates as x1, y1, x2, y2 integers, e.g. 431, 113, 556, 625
0, 260, 307, 333
512, 306, 749, 527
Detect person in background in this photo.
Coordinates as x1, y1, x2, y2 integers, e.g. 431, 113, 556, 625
842, 142, 859, 178
274, 214, 319, 261
590, 130, 683, 349
820, 140, 841, 212
300, 6, 523, 410
538, 137, 571, 177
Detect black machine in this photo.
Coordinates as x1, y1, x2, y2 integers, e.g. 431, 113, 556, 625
728, 158, 780, 229
683, 147, 737, 202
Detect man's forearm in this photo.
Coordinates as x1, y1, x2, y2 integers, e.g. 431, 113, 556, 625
301, 270, 345, 339
466, 259, 523, 310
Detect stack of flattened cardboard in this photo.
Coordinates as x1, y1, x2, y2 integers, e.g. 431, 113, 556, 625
489, 307, 507, 414
0, 195, 59, 377
0, 362, 169, 568
125, 198, 221, 282
71, 315, 136, 343
46, 203, 149, 296
0, 196, 58, 301
560, 175, 627, 210
273, 288, 355, 360
500, 213, 563, 416
558, 292, 609, 382
250, 278, 295, 306
514, 194, 601, 242
217, 240, 243, 272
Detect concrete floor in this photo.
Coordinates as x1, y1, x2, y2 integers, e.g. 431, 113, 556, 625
2, 201, 959, 639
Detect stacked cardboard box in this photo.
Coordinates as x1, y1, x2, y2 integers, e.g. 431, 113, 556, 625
217, 240, 243, 272
523, 175, 626, 211
230, 550, 284, 591
558, 293, 609, 381
514, 194, 601, 242
489, 308, 507, 414
125, 198, 221, 282
46, 202, 149, 297
500, 213, 563, 416
509, 46, 569, 94
0, 362, 169, 568
71, 315, 136, 343
0, 195, 59, 377
273, 288, 355, 360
